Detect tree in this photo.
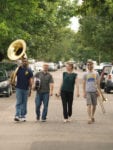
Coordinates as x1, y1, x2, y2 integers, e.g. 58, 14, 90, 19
0, 0, 78, 61
77, 0, 113, 62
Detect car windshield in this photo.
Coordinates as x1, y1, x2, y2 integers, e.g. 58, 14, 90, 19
104, 66, 112, 74
100, 62, 111, 66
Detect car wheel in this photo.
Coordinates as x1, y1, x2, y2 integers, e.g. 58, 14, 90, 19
10, 86, 13, 95
6, 87, 11, 97
100, 83, 105, 89
104, 86, 110, 93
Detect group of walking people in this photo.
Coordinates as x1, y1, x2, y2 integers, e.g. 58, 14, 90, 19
13, 58, 100, 124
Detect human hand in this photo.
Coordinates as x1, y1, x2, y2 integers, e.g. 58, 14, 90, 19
83, 92, 86, 98
32, 86, 36, 91
55, 93, 60, 97
49, 91, 53, 96
76, 93, 80, 97
96, 91, 100, 97
29, 90, 32, 97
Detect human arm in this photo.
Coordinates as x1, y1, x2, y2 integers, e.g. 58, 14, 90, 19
75, 77, 80, 97
28, 69, 34, 96
56, 82, 63, 97
83, 79, 86, 98
29, 77, 33, 96
56, 73, 64, 97
32, 72, 38, 91
49, 74, 54, 96
49, 83, 54, 96
96, 74, 101, 96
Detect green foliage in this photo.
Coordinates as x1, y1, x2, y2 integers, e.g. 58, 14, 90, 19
76, 0, 113, 62
0, 0, 77, 61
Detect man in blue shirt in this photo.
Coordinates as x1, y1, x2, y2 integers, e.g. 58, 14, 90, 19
14, 58, 33, 122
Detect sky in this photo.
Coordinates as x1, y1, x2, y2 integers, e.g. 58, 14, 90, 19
69, 0, 83, 32
70, 17, 80, 32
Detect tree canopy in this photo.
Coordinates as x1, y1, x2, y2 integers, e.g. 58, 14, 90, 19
1, 0, 113, 63
75, 0, 113, 63
0, 0, 77, 61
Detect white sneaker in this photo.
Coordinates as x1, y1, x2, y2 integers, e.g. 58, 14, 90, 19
63, 119, 68, 123
68, 117, 72, 122
21, 118, 26, 122
14, 116, 20, 122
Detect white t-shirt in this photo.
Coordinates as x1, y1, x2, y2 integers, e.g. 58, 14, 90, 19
83, 71, 99, 92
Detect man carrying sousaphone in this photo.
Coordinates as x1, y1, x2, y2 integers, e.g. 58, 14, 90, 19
83, 59, 100, 124
12, 57, 33, 122
7, 39, 33, 122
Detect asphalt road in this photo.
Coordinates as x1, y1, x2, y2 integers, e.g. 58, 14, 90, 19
0, 68, 113, 150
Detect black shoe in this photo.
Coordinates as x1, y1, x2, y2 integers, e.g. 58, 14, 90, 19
41, 119, 46, 122
36, 116, 40, 121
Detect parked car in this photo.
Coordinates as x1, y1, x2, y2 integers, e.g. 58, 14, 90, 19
35, 61, 44, 72
94, 65, 103, 75
99, 65, 113, 93
100, 62, 111, 68
0, 62, 18, 77
57, 61, 64, 69
48, 62, 58, 71
29, 63, 35, 72
0, 62, 18, 92
100, 65, 112, 89
82, 64, 86, 71
0, 69, 12, 97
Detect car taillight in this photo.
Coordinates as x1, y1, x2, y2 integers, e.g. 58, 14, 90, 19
108, 74, 112, 80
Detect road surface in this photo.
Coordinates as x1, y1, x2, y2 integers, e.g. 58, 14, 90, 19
0, 68, 113, 150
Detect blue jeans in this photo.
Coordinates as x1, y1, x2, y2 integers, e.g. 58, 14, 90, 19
35, 92, 49, 120
15, 88, 29, 118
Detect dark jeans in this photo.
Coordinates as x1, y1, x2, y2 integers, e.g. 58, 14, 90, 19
61, 91, 74, 119
35, 92, 49, 120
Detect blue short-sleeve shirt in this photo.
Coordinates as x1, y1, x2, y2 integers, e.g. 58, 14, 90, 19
16, 66, 33, 90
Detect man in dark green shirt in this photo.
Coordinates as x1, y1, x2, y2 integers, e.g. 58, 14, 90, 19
34, 63, 54, 122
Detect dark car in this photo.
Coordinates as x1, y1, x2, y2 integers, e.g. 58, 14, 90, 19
0, 62, 18, 92
57, 61, 64, 69
104, 66, 113, 93
0, 62, 18, 77
0, 70, 12, 97
100, 65, 112, 89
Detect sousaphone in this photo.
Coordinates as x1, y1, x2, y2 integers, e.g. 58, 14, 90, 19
7, 39, 27, 60
7, 39, 27, 85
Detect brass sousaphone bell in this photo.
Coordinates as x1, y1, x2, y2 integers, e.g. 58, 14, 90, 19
7, 39, 27, 60
7, 39, 27, 85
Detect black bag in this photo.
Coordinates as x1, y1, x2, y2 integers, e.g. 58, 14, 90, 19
35, 78, 41, 91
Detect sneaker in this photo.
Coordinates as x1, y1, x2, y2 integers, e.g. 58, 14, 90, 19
91, 118, 95, 123
41, 119, 46, 122
88, 120, 93, 124
68, 117, 72, 122
36, 116, 40, 121
63, 119, 68, 123
14, 116, 20, 122
21, 118, 26, 122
